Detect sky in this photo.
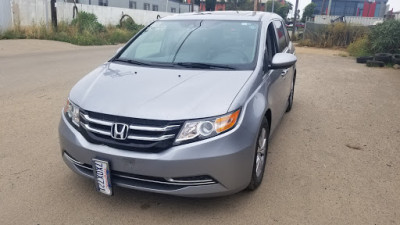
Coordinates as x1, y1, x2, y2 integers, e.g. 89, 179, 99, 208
285, 0, 400, 16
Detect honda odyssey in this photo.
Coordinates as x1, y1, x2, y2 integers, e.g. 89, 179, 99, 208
59, 11, 297, 197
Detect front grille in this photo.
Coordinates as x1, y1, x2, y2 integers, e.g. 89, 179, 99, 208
78, 109, 183, 152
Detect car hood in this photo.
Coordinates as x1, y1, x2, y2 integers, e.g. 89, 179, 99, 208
70, 62, 253, 120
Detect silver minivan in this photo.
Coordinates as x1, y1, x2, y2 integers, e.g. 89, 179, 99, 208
59, 11, 297, 197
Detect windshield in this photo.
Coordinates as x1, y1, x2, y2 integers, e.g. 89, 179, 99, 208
116, 20, 260, 70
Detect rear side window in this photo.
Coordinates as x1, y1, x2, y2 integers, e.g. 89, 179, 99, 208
273, 21, 288, 52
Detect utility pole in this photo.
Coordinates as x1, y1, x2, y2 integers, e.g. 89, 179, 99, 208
253, 0, 258, 11
272, 0, 275, 13
265, 0, 268, 12
50, 0, 57, 29
166, 0, 169, 12
327, 0, 332, 16
291, 0, 299, 40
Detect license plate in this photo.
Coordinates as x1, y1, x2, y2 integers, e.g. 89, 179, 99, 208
92, 159, 113, 196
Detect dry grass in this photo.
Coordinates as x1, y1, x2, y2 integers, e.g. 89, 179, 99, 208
0, 13, 143, 46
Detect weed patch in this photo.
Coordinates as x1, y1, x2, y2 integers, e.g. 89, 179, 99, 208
0, 12, 144, 46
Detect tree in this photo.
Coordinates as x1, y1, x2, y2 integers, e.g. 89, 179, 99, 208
301, 3, 316, 22
276, 1, 292, 20
205, 0, 216, 11
265, 0, 293, 20
225, 0, 253, 11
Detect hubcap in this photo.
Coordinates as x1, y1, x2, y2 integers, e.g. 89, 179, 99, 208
255, 128, 267, 177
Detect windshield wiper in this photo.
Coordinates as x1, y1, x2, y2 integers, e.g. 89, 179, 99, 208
113, 58, 151, 66
174, 62, 236, 70
114, 58, 178, 68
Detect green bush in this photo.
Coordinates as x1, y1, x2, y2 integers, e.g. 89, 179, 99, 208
71, 11, 105, 34
118, 16, 143, 31
346, 20, 400, 59
105, 27, 134, 44
369, 20, 400, 54
347, 36, 371, 57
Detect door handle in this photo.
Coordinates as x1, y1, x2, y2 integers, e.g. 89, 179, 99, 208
281, 69, 288, 77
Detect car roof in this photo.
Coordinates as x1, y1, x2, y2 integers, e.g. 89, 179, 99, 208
161, 11, 282, 22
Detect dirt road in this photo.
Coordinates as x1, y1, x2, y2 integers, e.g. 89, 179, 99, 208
0, 40, 399, 225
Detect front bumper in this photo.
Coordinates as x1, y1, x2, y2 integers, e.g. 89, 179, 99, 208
59, 113, 257, 197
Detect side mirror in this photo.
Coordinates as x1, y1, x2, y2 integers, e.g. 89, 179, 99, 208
271, 53, 297, 69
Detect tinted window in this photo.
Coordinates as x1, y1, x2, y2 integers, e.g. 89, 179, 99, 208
266, 23, 278, 67
118, 20, 260, 70
273, 21, 287, 52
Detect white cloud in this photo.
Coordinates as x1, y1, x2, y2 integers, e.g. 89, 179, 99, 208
388, 0, 400, 12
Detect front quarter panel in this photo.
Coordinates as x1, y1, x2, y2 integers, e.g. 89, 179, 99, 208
228, 19, 277, 138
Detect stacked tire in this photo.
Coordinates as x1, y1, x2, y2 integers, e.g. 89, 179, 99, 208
366, 60, 385, 67
357, 53, 394, 68
393, 54, 400, 65
356, 56, 373, 63
374, 53, 392, 64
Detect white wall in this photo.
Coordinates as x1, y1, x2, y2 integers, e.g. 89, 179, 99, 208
57, 2, 174, 26
11, 0, 52, 27
1, 0, 174, 32
0, 0, 13, 31
314, 15, 384, 26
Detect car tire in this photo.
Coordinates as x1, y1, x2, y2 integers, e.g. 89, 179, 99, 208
374, 53, 392, 64
247, 117, 269, 191
356, 56, 373, 64
366, 60, 385, 67
286, 76, 295, 112
393, 54, 400, 65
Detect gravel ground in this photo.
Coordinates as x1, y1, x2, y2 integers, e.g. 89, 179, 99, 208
0, 40, 399, 225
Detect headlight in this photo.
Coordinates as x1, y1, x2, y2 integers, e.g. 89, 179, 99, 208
64, 99, 80, 127
175, 109, 241, 143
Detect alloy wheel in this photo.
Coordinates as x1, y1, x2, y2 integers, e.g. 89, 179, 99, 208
255, 128, 267, 178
